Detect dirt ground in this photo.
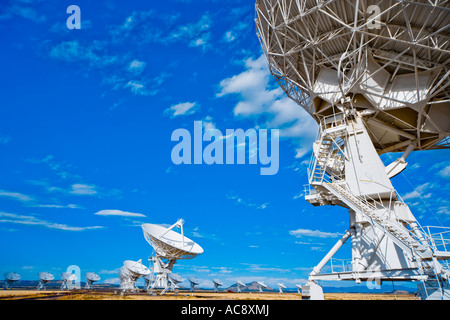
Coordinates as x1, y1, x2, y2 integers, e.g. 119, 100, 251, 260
0, 289, 418, 300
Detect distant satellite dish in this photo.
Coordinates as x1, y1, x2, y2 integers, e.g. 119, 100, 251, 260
3, 272, 20, 289
118, 259, 151, 292
257, 281, 267, 293
295, 284, 302, 294
37, 272, 54, 291
278, 283, 286, 294
167, 273, 184, 293
84, 272, 101, 290
236, 280, 246, 293
212, 279, 223, 293
188, 277, 200, 292
142, 219, 203, 294
60, 272, 77, 291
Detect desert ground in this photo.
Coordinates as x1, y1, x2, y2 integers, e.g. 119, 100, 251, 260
0, 289, 418, 300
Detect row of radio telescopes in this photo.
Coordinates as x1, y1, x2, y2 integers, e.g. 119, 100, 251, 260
3, 269, 297, 294
3, 219, 300, 294
2, 271, 100, 290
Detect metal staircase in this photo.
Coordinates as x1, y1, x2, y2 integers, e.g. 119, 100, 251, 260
305, 113, 450, 299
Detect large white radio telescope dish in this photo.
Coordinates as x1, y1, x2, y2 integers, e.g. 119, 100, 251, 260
142, 221, 203, 260
85, 272, 101, 289
212, 278, 223, 292
142, 219, 203, 295
256, 0, 450, 153
256, 0, 450, 300
119, 259, 150, 292
236, 280, 246, 293
3, 272, 20, 289
60, 272, 77, 291
37, 272, 54, 290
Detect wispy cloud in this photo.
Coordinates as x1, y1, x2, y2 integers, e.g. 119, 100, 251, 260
0, 190, 34, 202
70, 184, 98, 195
94, 209, 146, 218
0, 2, 47, 23
127, 59, 146, 75
49, 40, 119, 69
164, 102, 199, 118
241, 263, 291, 273
168, 14, 212, 50
289, 228, 341, 239
402, 183, 432, 200
439, 164, 450, 178
0, 212, 104, 232
227, 192, 269, 210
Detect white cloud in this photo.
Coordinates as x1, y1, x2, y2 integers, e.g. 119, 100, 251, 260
289, 228, 341, 238
436, 206, 450, 215
217, 55, 317, 158
0, 3, 47, 23
0, 212, 104, 232
169, 14, 212, 50
402, 183, 431, 200
70, 184, 97, 195
49, 40, 118, 69
94, 209, 146, 218
128, 59, 146, 75
439, 165, 450, 178
223, 22, 248, 43
227, 193, 268, 210
31, 203, 82, 209
0, 190, 34, 202
164, 102, 199, 118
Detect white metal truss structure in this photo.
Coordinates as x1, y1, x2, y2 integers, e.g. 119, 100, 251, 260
255, 0, 450, 300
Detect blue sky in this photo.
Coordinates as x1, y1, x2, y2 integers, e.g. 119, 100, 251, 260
0, 0, 449, 290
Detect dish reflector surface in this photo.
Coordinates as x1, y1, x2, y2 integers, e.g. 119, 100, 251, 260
85, 272, 101, 282
38, 272, 54, 281
4, 272, 20, 281
142, 223, 203, 259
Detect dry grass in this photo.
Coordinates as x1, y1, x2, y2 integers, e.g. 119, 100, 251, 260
0, 289, 418, 300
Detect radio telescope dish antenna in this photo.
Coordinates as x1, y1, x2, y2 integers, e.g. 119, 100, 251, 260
236, 280, 246, 293
256, 0, 450, 300
256, 281, 267, 293
37, 272, 54, 291
84, 272, 100, 289
295, 284, 302, 294
142, 219, 203, 295
212, 279, 223, 292
60, 272, 77, 291
188, 277, 200, 292
119, 259, 150, 292
3, 272, 20, 289
277, 283, 286, 294
167, 273, 184, 293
